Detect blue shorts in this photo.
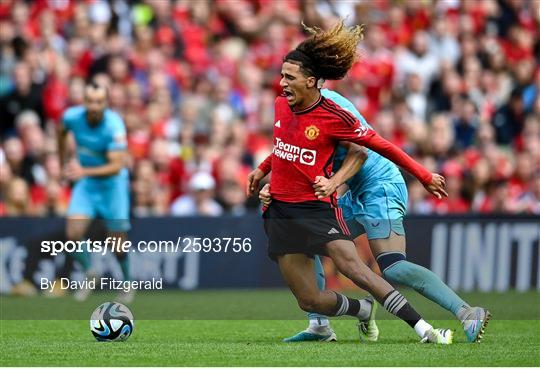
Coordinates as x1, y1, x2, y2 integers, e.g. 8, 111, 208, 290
337, 182, 408, 240
67, 171, 130, 232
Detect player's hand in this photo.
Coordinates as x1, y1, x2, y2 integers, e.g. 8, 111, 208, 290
313, 176, 338, 199
259, 183, 272, 207
246, 168, 266, 197
63, 160, 86, 181
423, 173, 448, 199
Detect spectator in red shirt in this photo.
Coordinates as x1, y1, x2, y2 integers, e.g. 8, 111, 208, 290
132, 159, 170, 217
476, 179, 517, 214
3, 177, 34, 216
509, 152, 535, 200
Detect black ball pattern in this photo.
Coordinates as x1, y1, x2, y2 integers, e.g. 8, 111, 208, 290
90, 302, 134, 342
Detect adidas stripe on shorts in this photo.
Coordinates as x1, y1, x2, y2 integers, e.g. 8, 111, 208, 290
262, 199, 352, 261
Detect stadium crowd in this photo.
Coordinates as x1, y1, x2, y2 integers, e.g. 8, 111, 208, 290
0, 0, 539, 217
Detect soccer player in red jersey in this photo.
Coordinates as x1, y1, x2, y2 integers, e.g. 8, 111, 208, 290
247, 20, 452, 344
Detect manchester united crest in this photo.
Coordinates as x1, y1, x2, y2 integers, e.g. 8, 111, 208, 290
304, 125, 320, 140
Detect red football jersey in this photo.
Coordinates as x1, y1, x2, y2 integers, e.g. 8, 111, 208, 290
259, 94, 432, 203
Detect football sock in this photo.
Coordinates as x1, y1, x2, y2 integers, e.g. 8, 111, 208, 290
383, 259, 469, 316
414, 319, 433, 338
72, 240, 91, 271
382, 290, 422, 329
115, 252, 130, 281
332, 292, 373, 320
308, 318, 330, 333
307, 255, 330, 322
456, 305, 473, 321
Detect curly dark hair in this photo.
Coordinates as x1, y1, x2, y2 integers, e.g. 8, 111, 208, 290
284, 19, 365, 81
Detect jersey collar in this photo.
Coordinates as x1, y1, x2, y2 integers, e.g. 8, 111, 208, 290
291, 94, 323, 115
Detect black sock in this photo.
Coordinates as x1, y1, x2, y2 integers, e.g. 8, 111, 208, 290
331, 292, 361, 317
115, 252, 126, 261
382, 290, 421, 328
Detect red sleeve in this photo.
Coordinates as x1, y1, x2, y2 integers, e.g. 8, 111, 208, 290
331, 121, 432, 185
363, 133, 432, 185
257, 154, 272, 175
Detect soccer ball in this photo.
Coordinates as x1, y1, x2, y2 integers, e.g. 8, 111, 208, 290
90, 302, 134, 341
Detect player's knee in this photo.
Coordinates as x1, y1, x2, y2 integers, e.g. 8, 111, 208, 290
377, 252, 407, 283
66, 226, 84, 241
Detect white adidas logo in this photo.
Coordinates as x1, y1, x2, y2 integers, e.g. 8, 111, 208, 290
328, 228, 339, 235
275, 120, 281, 127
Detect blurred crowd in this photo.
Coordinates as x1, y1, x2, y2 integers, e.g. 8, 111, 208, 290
0, 0, 539, 217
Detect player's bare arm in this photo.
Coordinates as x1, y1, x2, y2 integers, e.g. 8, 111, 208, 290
57, 123, 68, 167
57, 122, 77, 184
313, 142, 367, 199
64, 150, 126, 180
247, 154, 271, 197
246, 168, 266, 197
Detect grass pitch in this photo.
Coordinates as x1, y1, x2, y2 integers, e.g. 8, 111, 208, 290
1, 290, 539, 366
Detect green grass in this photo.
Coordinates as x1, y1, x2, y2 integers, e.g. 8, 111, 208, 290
1, 290, 539, 366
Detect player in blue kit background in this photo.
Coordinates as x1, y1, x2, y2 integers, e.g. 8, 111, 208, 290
58, 81, 132, 303
260, 87, 490, 343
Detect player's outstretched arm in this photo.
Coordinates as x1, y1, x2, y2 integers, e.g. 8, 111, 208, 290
313, 142, 367, 199
335, 124, 448, 199
362, 133, 447, 198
